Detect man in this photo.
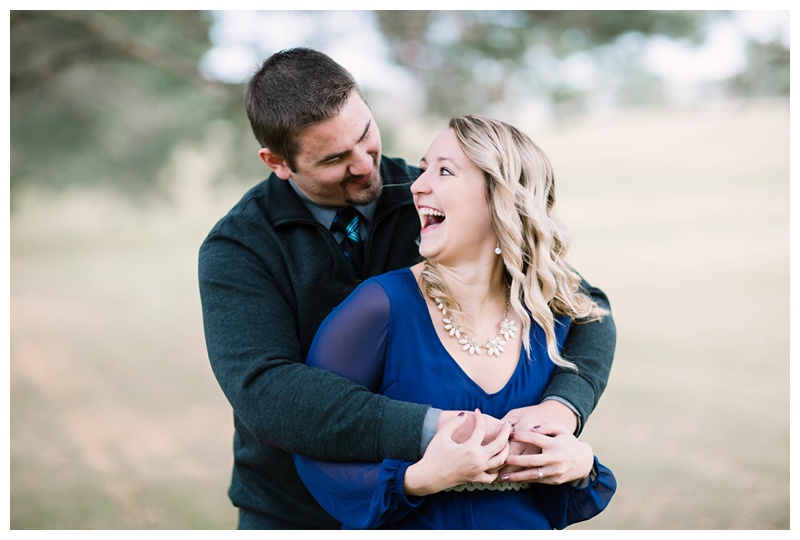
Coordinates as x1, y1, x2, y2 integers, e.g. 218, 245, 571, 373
198, 47, 615, 529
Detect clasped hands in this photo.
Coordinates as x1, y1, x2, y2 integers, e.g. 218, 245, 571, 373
403, 404, 594, 497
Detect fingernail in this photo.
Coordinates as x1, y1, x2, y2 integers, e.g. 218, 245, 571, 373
532, 425, 542, 431
501, 475, 510, 482
458, 412, 465, 417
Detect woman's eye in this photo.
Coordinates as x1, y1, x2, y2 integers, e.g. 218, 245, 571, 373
440, 167, 453, 176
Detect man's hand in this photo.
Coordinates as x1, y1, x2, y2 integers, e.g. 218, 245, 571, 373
439, 409, 506, 445
501, 400, 578, 435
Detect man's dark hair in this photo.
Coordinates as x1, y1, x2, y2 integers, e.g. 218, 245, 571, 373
244, 47, 364, 170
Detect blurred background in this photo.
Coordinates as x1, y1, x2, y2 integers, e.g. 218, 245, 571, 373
8, 9, 791, 530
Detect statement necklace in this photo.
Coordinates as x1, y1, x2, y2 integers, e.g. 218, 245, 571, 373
433, 288, 517, 357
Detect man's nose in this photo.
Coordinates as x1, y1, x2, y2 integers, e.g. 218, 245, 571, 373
349, 147, 374, 177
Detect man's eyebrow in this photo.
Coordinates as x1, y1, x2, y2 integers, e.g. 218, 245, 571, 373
357, 120, 371, 143
316, 120, 372, 165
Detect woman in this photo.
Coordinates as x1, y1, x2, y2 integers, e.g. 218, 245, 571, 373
294, 115, 616, 529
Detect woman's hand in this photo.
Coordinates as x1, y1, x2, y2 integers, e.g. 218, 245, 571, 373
404, 409, 512, 496
500, 422, 594, 485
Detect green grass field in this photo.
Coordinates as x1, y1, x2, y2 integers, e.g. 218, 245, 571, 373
9, 99, 790, 529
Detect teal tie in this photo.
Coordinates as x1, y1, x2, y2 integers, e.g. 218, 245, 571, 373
331, 207, 364, 274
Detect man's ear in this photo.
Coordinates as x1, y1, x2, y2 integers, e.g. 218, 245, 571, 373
258, 148, 293, 180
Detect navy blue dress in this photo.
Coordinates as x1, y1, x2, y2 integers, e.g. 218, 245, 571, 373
294, 268, 616, 529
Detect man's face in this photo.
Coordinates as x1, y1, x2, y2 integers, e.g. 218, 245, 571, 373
285, 93, 383, 207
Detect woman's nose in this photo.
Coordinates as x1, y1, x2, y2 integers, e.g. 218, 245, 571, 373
411, 170, 430, 195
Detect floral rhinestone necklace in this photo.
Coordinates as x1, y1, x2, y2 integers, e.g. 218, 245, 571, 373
432, 287, 517, 357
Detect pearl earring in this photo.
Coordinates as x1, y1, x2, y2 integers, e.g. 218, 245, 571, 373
495, 243, 502, 255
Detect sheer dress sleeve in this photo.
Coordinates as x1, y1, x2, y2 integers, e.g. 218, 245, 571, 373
295, 278, 424, 529
537, 457, 617, 529
304, 279, 390, 390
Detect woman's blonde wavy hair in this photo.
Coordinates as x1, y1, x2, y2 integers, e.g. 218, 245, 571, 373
419, 114, 606, 370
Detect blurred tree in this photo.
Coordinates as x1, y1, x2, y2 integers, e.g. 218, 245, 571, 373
374, 10, 720, 118
10, 11, 250, 200
727, 38, 790, 99
10, 10, 787, 198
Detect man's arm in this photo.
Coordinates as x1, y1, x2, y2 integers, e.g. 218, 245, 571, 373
198, 233, 429, 462
542, 278, 616, 435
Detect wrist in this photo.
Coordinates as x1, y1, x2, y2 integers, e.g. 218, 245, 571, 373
404, 462, 437, 496
571, 451, 597, 487
539, 399, 578, 434
437, 410, 464, 430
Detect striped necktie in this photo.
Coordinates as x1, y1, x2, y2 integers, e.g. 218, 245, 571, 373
331, 207, 364, 275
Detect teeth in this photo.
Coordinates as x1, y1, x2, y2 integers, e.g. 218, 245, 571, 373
420, 208, 445, 217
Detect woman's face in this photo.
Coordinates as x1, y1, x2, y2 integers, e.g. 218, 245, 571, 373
411, 128, 496, 266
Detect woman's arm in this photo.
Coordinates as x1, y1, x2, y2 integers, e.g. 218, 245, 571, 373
295, 281, 512, 528
531, 458, 617, 529
294, 412, 511, 528
497, 423, 617, 529
293, 456, 423, 529
303, 278, 391, 388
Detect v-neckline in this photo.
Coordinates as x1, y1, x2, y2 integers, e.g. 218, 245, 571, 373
402, 268, 523, 397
